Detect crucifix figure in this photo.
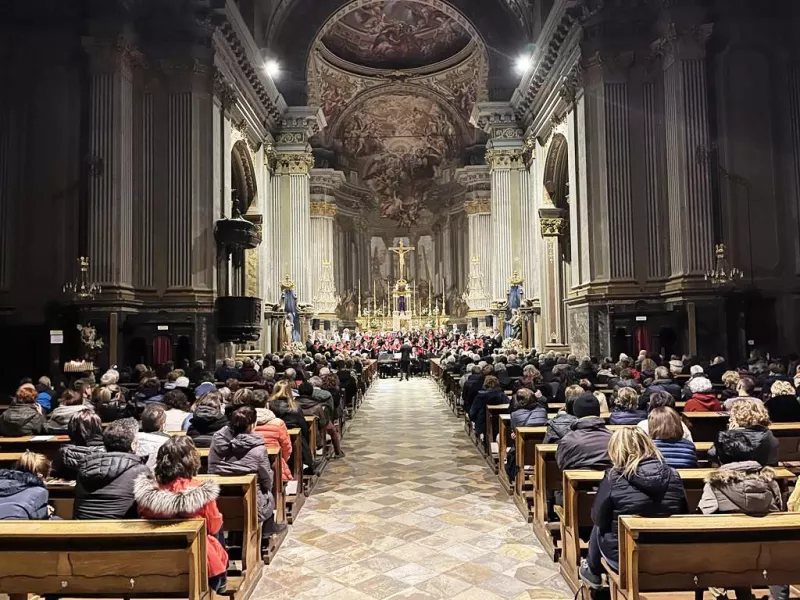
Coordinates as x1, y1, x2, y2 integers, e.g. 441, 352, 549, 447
389, 239, 415, 282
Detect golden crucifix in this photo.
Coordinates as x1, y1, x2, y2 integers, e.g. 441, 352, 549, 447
389, 239, 415, 282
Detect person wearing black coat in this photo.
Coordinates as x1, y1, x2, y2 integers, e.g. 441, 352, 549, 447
580, 428, 689, 588
556, 394, 612, 471
186, 395, 229, 448
764, 381, 800, 423
0, 385, 46, 437
53, 409, 106, 480
469, 376, 507, 437
337, 363, 358, 406
73, 421, 149, 520
710, 398, 779, 467
638, 367, 682, 410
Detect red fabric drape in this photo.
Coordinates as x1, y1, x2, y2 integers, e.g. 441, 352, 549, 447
152, 335, 171, 366
634, 325, 651, 354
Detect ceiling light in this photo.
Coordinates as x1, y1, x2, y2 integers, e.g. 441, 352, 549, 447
514, 54, 532, 76
265, 60, 280, 79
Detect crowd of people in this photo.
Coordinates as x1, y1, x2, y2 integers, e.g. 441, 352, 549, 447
0, 349, 378, 593
448, 348, 800, 600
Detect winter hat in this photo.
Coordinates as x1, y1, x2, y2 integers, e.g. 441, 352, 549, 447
100, 369, 119, 386
573, 393, 601, 418
687, 376, 713, 394
690, 365, 704, 376
255, 407, 277, 426
175, 376, 190, 389
195, 382, 216, 397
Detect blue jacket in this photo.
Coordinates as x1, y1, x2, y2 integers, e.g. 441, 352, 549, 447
609, 408, 648, 425
469, 388, 508, 436
511, 406, 548, 428
36, 391, 53, 412
653, 438, 698, 468
0, 469, 49, 520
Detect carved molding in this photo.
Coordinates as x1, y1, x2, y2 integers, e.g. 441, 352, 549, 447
471, 102, 524, 140
540, 217, 569, 237
485, 148, 525, 170
651, 22, 715, 65
464, 199, 491, 215
310, 201, 338, 217
276, 152, 314, 175
522, 135, 536, 168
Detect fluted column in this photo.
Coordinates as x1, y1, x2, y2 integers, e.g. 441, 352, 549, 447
82, 36, 137, 297
309, 168, 345, 316
654, 22, 715, 277
160, 56, 215, 301
456, 165, 492, 314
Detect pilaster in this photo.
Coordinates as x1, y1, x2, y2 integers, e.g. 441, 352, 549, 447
539, 206, 569, 350
456, 166, 492, 313
310, 168, 345, 316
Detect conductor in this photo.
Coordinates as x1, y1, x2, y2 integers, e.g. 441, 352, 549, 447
399, 339, 413, 381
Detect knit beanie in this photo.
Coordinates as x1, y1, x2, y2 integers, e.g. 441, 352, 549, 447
573, 393, 601, 418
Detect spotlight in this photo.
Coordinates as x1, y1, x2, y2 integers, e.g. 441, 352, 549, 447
514, 54, 532, 76
265, 59, 280, 79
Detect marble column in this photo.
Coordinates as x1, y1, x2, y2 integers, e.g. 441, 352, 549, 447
654, 22, 715, 277
472, 103, 527, 302
309, 168, 345, 317
456, 165, 492, 314
160, 55, 216, 302
82, 35, 137, 298
272, 106, 324, 305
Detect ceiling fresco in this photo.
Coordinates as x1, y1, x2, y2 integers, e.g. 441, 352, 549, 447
320, 0, 472, 70
336, 91, 463, 227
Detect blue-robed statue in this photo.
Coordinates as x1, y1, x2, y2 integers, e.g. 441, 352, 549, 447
504, 271, 524, 339
281, 278, 301, 343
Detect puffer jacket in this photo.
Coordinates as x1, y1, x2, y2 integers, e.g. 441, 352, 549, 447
53, 438, 105, 479
0, 469, 49, 519
765, 394, 800, 423
270, 399, 314, 473
136, 431, 170, 469
45, 404, 88, 434
510, 406, 548, 428
556, 417, 613, 471
710, 426, 779, 467
208, 426, 275, 522
543, 412, 578, 443
469, 388, 508, 436
135, 475, 228, 577
652, 438, 698, 468
0, 403, 46, 437
74, 452, 149, 519
254, 408, 293, 482
609, 407, 648, 426
698, 460, 781, 515
593, 458, 688, 568
186, 405, 228, 448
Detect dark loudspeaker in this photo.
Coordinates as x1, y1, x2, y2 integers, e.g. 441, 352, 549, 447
323, 320, 331, 331
485, 316, 493, 327
472, 318, 479, 329
312, 319, 320, 330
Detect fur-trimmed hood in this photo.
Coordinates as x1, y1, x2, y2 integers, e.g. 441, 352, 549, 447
133, 473, 219, 517
699, 460, 781, 515
255, 407, 279, 426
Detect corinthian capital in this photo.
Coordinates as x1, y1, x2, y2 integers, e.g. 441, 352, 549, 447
651, 22, 714, 65
485, 148, 525, 170
276, 152, 314, 175
471, 102, 524, 141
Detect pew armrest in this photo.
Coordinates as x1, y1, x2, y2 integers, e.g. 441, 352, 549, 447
553, 505, 564, 521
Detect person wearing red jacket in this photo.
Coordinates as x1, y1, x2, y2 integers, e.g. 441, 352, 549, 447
684, 376, 722, 412
134, 436, 228, 593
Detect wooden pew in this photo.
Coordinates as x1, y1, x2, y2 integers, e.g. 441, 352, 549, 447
531, 442, 715, 562
45, 475, 263, 600
558, 466, 797, 593
607, 513, 800, 600
484, 404, 510, 472
303, 415, 321, 493
497, 414, 513, 494
682, 411, 730, 442
513, 426, 548, 521
0, 519, 210, 600
285, 427, 305, 523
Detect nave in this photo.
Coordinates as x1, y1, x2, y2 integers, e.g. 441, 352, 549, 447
255, 377, 572, 600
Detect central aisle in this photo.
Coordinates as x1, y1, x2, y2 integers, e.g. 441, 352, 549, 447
255, 377, 572, 600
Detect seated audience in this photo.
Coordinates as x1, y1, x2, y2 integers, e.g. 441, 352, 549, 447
706, 356, 728, 384
723, 375, 758, 411
580, 428, 688, 589
469, 375, 507, 438
239, 358, 261, 382
698, 460, 787, 600
93, 386, 129, 422
53, 409, 105, 479
638, 366, 682, 409
186, 393, 228, 447
162, 389, 192, 431
609, 387, 647, 425
710, 399, 779, 467
208, 406, 285, 541
683, 375, 721, 412
543, 390, 579, 444
647, 407, 697, 468
556, 393, 612, 471
0, 384, 46, 436
251, 390, 293, 482
510, 388, 548, 428
129, 377, 163, 418
134, 436, 228, 593
74, 420, 149, 519
720, 370, 741, 402
764, 380, 800, 422
136, 403, 170, 469
35, 376, 55, 413
637, 391, 693, 441
269, 381, 314, 473
45, 389, 89, 434
297, 381, 345, 459
0, 451, 53, 519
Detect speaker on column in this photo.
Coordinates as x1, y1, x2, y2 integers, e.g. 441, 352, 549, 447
323, 320, 331, 331
311, 318, 320, 330
472, 318, 479, 330
485, 316, 492, 327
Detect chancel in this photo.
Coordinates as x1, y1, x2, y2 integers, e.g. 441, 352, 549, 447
2, 0, 800, 599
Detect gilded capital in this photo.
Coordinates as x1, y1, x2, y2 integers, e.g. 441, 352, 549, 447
310, 201, 338, 218
540, 217, 569, 238
276, 152, 314, 175
464, 199, 491, 215
485, 148, 525, 170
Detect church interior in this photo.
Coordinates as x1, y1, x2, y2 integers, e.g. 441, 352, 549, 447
2, 0, 800, 599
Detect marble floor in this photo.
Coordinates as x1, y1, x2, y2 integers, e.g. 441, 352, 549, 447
254, 377, 573, 600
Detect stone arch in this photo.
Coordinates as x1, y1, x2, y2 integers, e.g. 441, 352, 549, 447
231, 140, 257, 214
543, 133, 569, 210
